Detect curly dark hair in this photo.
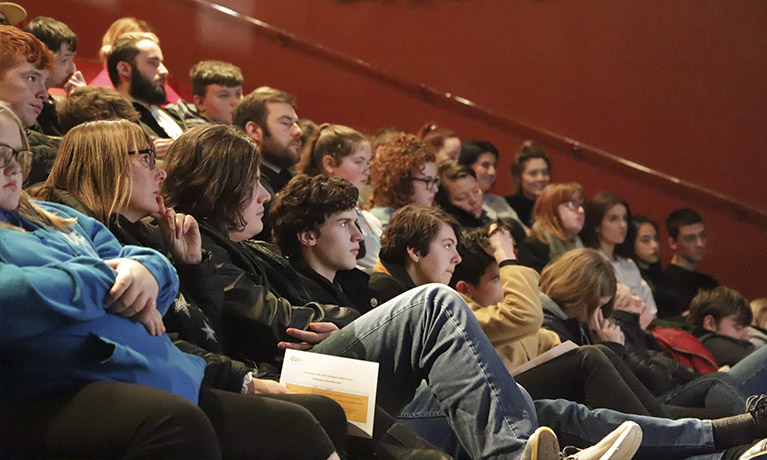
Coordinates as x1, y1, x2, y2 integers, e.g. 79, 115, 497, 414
369, 133, 435, 209
450, 228, 494, 288
162, 124, 260, 234
270, 174, 359, 258
379, 204, 461, 266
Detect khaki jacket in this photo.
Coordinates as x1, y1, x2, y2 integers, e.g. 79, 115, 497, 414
460, 263, 561, 372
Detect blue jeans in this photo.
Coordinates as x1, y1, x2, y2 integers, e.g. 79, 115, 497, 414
313, 284, 537, 459
728, 345, 767, 397
314, 285, 724, 460
660, 371, 745, 416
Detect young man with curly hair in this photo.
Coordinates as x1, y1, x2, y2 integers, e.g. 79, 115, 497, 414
270, 174, 378, 314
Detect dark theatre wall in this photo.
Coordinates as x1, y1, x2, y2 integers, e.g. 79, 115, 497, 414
26, 0, 766, 299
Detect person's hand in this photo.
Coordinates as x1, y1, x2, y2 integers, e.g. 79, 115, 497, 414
247, 378, 292, 394
488, 223, 516, 263
105, 258, 160, 319
589, 308, 625, 345
64, 71, 87, 94
152, 199, 202, 264
132, 302, 166, 336
277, 322, 340, 351
153, 138, 174, 159
613, 283, 634, 311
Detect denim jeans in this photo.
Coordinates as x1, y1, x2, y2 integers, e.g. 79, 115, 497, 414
313, 284, 537, 460
728, 345, 767, 397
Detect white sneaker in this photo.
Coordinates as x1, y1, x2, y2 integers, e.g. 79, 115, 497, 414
741, 439, 767, 460
564, 421, 642, 460
522, 427, 561, 460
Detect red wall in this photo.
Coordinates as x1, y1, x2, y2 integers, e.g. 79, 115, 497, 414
25, 0, 767, 299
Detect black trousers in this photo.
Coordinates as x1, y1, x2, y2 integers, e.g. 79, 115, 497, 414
515, 344, 669, 418
1, 381, 345, 460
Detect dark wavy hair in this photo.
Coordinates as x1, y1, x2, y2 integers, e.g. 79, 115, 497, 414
688, 286, 752, 329
162, 125, 260, 234
270, 174, 359, 258
450, 227, 494, 288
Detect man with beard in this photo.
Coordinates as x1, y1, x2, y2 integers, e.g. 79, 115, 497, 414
107, 32, 185, 158
233, 86, 303, 240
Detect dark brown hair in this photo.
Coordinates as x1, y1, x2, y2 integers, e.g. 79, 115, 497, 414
232, 86, 295, 129
57, 86, 139, 132
688, 286, 752, 329
379, 204, 461, 265
162, 125, 260, 234
271, 174, 359, 258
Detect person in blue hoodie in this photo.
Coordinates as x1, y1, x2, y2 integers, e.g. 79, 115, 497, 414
0, 102, 344, 460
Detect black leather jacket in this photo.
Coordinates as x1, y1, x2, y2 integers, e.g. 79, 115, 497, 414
198, 222, 360, 365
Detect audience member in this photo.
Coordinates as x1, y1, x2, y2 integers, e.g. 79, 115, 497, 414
233, 86, 302, 196
417, 122, 460, 164
661, 208, 719, 319
0, 25, 59, 186
297, 123, 383, 270
630, 216, 673, 313
368, 133, 437, 227
435, 160, 489, 227
368, 205, 462, 303
688, 287, 755, 367
0, 2, 25, 26
271, 174, 378, 313
582, 191, 658, 316
166, 59, 243, 128
505, 140, 551, 227
517, 182, 585, 273
23, 16, 85, 136
90, 17, 182, 103
107, 32, 185, 156
56, 86, 140, 132
459, 139, 526, 228
0, 102, 345, 460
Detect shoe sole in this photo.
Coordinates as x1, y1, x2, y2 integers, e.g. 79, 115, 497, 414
598, 421, 642, 460
531, 427, 561, 460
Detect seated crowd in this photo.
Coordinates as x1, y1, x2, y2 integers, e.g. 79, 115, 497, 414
2, 6, 767, 460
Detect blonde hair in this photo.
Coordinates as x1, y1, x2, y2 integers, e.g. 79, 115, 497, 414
0, 103, 73, 232
751, 298, 767, 329
530, 182, 585, 243
36, 120, 151, 224
540, 248, 617, 317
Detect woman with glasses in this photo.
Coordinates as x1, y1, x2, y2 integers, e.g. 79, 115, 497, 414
367, 133, 437, 228
518, 182, 586, 273
27, 118, 348, 460
581, 191, 658, 317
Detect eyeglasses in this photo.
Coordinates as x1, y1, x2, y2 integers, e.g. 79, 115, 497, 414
563, 200, 584, 211
0, 144, 31, 170
128, 148, 158, 170
413, 176, 439, 190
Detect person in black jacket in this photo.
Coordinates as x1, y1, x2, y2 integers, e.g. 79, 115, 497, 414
270, 174, 378, 314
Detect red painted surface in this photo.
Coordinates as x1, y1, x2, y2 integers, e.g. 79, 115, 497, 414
24, 0, 767, 299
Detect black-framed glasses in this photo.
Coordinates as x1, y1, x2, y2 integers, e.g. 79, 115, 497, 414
563, 200, 584, 211
413, 176, 439, 190
128, 148, 157, 170
0, 144, 31, 170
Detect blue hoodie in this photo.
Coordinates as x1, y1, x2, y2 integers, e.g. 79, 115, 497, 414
0, 202, 205, 403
